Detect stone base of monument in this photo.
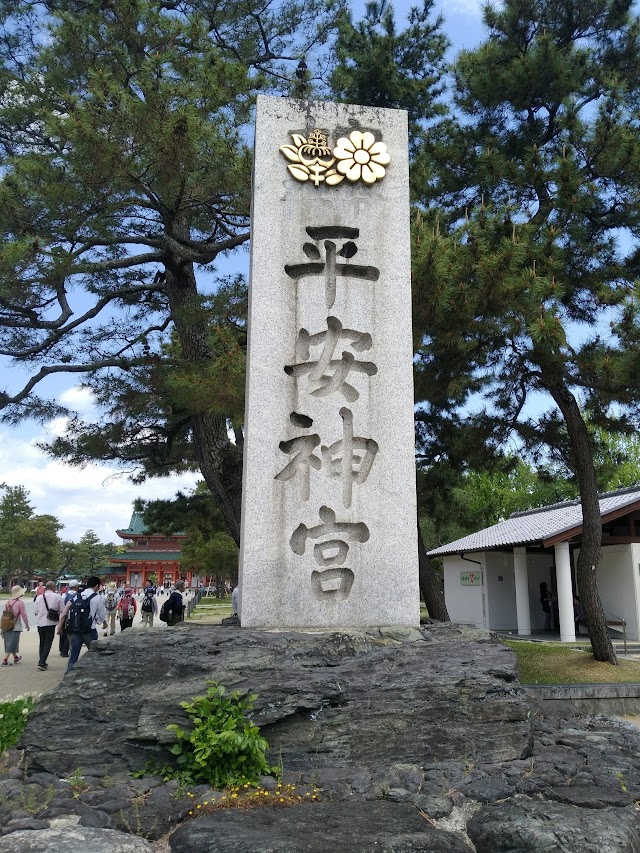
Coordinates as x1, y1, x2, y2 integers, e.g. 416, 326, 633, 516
0, 623, 638, 851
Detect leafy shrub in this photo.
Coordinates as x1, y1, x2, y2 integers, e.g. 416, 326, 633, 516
0, 696, 34, 751
161, 682, 273, 787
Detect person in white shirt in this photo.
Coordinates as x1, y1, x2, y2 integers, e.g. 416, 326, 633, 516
59, 576, 108, 673
34, 581, 65, 672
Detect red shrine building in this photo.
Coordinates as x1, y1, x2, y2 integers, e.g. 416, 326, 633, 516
110, 511, 191, 590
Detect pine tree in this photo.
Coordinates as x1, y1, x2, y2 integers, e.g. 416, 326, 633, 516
0, 486, 62, 583
413, 0, 640, 662
0, 0, 344, 546
330, 0, 448, 155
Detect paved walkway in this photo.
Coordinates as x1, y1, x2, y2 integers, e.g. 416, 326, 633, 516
0, 593, 181, 702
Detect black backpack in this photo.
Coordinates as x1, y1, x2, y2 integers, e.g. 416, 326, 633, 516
159, 600, 172, 623
141, 593, 154, 612
67, 592, 98, 634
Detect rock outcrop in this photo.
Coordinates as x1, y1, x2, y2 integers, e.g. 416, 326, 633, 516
0, 622, 637, 852
22, 623, 532, 780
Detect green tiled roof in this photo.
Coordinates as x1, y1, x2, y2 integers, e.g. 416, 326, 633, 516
117, 511, 148, 536
111, 551, 182, 562
116, 510, 186, 538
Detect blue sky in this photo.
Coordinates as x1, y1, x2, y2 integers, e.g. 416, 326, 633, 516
0, 0, 488, 543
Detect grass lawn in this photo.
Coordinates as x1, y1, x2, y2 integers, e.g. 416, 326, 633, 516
187, 594, 233, 623
504, 639, 640, 684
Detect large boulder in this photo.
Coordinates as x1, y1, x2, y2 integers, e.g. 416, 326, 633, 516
467, 798, 640, 852
168, 801, 471, 852
11, 622, 640, 851
0, 826, 154, 852
21, 623, 532, 780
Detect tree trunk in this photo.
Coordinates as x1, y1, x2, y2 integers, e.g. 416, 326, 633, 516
165, 251, 243, 546
417, 522, 450, 621
545, 378, 616, 664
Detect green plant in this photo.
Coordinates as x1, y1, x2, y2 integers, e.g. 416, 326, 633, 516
617, 772, 628, 793
161, 682, 274, 788
66, 768, 88, 798
0, 696, 34, 751
20, 784, 55, 815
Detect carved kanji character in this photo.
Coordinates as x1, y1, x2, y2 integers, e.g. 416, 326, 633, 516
311, 567, 354, 600
284, 316, 377, 402
275, 433, 321, 501
285, 226, 379, 309
322, 407, 378, 508
290, 505, 369, 565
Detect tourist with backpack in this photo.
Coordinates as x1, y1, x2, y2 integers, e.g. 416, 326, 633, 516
117, 588, 137, 630
1, 586, 30, 666
104, 582, 119, 635
140, 587, 157, 628
59, 576, 108, 673
58, 579, 79, 657
160, 581, 185, 627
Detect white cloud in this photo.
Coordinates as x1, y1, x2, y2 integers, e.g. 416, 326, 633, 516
0, 423, 199, 542
44, 417, 70, 439
58, 385, 95, 412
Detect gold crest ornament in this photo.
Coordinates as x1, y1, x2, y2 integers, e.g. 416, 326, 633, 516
279, 129, 390, 187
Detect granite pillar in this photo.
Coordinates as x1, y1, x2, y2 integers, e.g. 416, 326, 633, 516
239, 96, 419, 629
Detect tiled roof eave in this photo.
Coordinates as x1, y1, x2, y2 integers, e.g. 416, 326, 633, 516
110, 552, 183, 562
427, 488, 640, 558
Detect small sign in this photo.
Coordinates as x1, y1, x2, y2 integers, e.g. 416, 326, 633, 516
460, 572, 482, 586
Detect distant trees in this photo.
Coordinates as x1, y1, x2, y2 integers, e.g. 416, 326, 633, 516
57, 529, 118, 577
0, 485, 121, 586
0, 485, 62, 584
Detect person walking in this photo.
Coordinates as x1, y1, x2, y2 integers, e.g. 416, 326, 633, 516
34, 581, 65, 671
165, 581, 186, 626
104, 582, 119, 635
117, 588, 137, 630
59, 580, 79, 657
139, 587, 158, 628
60, 576, 108, 673
1, 586, 30, 666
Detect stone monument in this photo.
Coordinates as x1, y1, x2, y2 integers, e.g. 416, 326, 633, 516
239, 95, 419, 629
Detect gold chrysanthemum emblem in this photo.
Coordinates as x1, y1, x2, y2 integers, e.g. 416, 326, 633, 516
333, 131, 390, 184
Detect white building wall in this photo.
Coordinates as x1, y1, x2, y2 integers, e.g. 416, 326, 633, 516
443, 554, 486, 628
441, 537, 640, 638
575, 544, 638, 642
485, 552, 516, 630
445, 550, 555, 632
484, 551, 554, 632
631, 544, 640, 642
